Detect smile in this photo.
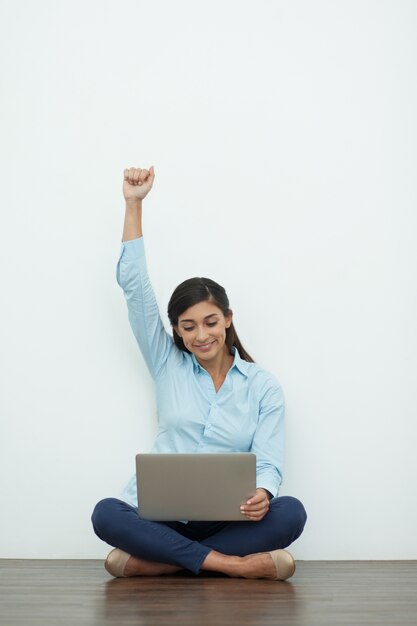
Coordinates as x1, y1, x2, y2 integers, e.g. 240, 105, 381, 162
194, 341, 216, 351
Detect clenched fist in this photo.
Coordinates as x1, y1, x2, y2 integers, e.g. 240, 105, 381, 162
123, 166, 155, 202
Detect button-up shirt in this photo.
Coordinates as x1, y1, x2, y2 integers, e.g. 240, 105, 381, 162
117, 237, 285, 507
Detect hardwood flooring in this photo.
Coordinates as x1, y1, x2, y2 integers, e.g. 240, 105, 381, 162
0, 560, 416, 626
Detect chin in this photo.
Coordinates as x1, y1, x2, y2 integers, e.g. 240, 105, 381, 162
193, 351, 216, 360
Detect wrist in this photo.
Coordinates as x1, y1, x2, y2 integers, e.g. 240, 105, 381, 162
125, 198, 142, 210
257, 488, 272, 500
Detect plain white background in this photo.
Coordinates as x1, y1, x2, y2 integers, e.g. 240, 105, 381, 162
1, 0, 416, 560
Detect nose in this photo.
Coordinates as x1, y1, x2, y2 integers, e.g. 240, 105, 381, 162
195, 326, 209, 343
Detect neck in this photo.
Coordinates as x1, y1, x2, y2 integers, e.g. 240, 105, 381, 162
197, 346, 234, 379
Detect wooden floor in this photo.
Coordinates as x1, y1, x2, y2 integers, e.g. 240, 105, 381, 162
0, 560, 416, 626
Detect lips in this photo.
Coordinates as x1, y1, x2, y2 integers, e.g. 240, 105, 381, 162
194, 340, 216, 351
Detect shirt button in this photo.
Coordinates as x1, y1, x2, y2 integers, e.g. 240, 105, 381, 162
206, 423, 212, 429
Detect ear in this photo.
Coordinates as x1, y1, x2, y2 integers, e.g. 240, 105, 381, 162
173, 325, 181, 337
225, 309, 233, 328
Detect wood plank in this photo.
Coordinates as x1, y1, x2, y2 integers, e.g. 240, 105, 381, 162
0, 560, 416, 626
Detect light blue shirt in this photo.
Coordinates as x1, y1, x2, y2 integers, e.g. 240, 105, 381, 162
117, 237, 285, 507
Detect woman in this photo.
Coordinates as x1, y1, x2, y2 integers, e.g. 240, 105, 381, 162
91, 166, 307, 580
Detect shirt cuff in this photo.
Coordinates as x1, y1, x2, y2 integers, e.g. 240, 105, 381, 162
119, 236, 145, 260
256, 475, 280, 499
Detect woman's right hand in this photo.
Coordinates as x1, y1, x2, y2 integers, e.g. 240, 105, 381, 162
123, 166, 155, 202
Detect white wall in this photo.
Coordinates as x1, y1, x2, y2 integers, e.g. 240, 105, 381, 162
1, 0, 416, 560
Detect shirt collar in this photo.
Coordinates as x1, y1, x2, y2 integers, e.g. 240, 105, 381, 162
231, 346, 250, 376
191, 346, 249, 377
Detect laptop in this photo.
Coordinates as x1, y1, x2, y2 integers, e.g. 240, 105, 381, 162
136, 453, 256, 521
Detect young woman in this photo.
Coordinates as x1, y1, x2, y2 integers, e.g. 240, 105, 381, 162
91, 166, 307, 581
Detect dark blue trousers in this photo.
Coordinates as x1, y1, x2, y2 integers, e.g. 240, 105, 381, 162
91, 496, 307, 575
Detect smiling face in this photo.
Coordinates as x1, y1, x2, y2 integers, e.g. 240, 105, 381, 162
175, 300, 233, 364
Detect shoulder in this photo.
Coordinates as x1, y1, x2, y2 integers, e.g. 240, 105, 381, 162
247, 362, 282, 395
234, 349, 283, 399
160, 341, 195, 372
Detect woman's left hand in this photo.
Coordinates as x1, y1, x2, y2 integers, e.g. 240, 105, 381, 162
240, 488, 271, 522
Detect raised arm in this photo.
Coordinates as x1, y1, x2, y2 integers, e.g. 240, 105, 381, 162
117, 166, 174, 378
122, 166, 155, 241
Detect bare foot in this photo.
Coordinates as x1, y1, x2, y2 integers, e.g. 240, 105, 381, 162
124, 555, 182, 577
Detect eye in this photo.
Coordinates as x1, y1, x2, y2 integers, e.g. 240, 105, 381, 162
206, 322, 218, 327
183, 327, 194, 332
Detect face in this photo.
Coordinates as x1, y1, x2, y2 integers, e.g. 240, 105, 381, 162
175, 300, 232, 363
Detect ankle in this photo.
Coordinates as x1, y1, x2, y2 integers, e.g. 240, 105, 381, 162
201, 551, 244, 576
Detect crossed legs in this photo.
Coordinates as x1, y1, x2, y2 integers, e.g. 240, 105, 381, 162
91, 496, 307, 579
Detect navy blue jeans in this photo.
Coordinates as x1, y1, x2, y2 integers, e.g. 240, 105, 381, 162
91, 496, 307, 575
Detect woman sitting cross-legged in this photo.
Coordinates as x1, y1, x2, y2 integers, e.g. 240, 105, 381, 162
91, 166, 307, 580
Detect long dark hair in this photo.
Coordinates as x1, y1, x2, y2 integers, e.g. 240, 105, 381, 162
167, 277, 254, 363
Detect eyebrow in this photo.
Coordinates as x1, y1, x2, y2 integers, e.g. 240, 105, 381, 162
179, 313, 220, 324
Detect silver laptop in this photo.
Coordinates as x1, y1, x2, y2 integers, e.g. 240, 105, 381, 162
136, 453, 256, 521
